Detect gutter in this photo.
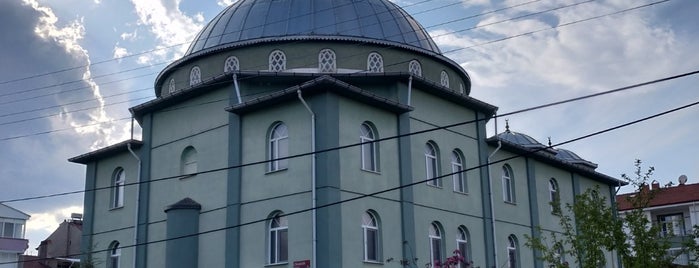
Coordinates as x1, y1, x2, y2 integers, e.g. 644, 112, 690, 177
486, 115, 501, 268
127, 118, 142, 268
297, 90, 317, 268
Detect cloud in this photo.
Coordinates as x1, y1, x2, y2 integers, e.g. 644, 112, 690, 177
129, 0, 205, 62
113, 44, 129, 59
217, 0, 236, 8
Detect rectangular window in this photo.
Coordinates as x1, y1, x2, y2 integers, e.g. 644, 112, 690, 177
452, 165, 465, 193
458, 241, 468, 268
430, 238, 441, 265
658, 214, 685, 237
426, 157, 440, 187
503, 177, 513, 202
365, 228, 378, 261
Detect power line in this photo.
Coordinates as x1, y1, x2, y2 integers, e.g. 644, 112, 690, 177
2, 68, 696, 203
3, 92, 697, 265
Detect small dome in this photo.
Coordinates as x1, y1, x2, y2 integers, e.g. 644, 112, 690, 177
555, 148, 598, 169
496, 130, 546, 149
185, 0, 441, 56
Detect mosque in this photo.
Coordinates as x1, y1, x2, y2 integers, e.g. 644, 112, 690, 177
69, 0, 623, 267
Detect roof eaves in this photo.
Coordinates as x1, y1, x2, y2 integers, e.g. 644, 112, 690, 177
68, 140, 143, 164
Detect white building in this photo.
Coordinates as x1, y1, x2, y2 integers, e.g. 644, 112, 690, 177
0, 204, 29, 268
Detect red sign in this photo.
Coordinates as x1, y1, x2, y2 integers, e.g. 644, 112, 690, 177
293, 260, 311, 268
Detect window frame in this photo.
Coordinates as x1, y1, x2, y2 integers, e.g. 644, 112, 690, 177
268, 213, 289, 265
181, 146, 198, 176
269, 50, 287, 72
457, 226, 470, 268
360, 122, 379, 172
502, 165, 515, 203
429, 222, 444, 268
451, 150, 466, 193
440, 70, 450, 88
189, 66, 201, 86
507, 235, 518, 268
112, 168, 125, 209
362, 211, 381, 262
224, 56, 240, 73
549, 178, 561, 214
318, 48, 336, 73
408, 60, 422, 77
658, 213, 685, 237
367, 52, 384, 72
268, 122, 289, 172
425, 142, 441, 187
168, 78, 176, 93
108, 241, 120, 268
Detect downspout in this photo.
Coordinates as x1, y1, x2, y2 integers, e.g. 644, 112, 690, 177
407, 76, 413, 106
297, 90, 317, 268
128, 117, 142, 268
486, 114, 501, 268
233, 73, 242, 104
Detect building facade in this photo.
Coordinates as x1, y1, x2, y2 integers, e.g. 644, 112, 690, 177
616, 179, 699, 266
69, 0, 623, 267
0, 204, 29, 268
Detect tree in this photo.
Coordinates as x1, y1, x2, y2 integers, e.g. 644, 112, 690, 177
526, 160, 698, 268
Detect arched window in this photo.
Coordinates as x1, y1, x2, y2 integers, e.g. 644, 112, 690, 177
452, 150, 466, 193
408, 60, 422, 77
360, 122, 378, 172
502, 164, 515, 203
507, 235, 518, 268
553, 242, 565, 266
268, 122, 289, 172
189, 66, 202, 86
425, 142, 441, 187
318, 49, 336, 73
269, 50, 286, 72
112, 168, 125, 208
549, 178, 560, 214
268, 213, 288, 264
440, 70, 450, 88
459, 83, 464, 94
181, 146, 198, 176
362, 211, 380, 262
168, 78, 176, 93
429, 222, 443, 267
108, 241, 120, 268
224, 56, 239, 73
457, 226, 470, 268
367, 52, 383, 72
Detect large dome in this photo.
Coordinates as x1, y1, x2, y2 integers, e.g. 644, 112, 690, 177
185, 0, 441, 56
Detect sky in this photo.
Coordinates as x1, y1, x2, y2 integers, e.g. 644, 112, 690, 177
0, 0, 697, 255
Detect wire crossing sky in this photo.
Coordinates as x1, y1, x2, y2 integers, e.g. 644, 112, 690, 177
0, 0, 697, 255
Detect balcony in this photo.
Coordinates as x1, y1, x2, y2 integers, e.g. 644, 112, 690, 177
0, 237, 29, 253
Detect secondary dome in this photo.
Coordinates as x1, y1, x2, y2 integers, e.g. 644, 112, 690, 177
185, 0, 441, 56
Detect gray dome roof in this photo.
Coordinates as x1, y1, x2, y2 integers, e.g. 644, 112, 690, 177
496, 130, 546, 149
555, 148, 598, 169
185, 0, 441, 56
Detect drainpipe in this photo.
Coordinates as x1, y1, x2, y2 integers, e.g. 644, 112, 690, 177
128, 117, 142, 268
297, 90, 316, 268
407, 76, 413, 106
486, 115, 501, 268
233, 73, 242, 104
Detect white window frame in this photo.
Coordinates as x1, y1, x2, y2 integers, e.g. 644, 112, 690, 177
457, 227, 469, 268
360, 123, 378, 172
268, 214, 288, 264
425, 142, 441, 187
318, 49, 336, 73
549, 178, 560, 214
440, 70, 450, 88
367, 52, 384, 72
189, 66, 201, 86
112, 168, 125, 208
507, 235, 518, 268
658, 213, 685, 237
268, 122, 289, 172
224, 56, 240, 73
452, 150, 466, 193
408, 60, 422, 77
502, 165, 514, 203
429, 222, 443, 267
109, 241, 120, 268
168, 78, 176, 93
269, 50, 286, 72
362, 211, 380, 262
1, 222, 25, 239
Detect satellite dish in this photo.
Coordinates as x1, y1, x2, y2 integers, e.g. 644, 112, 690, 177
678, 175, 688, 185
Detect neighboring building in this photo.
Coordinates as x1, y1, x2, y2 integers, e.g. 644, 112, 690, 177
32, 214, 83, 268
0, 203, 30, 268
616, 177, 699, 266
69, 0, 624, 267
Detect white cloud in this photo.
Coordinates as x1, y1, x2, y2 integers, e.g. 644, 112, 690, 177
113, 44, 129, 59
120, 29, 138, 41
217, 0, 236, 8
129, 0, 205, 61
22, 0, 125, 149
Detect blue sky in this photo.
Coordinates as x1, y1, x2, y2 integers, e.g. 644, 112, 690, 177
0, 0, 697, 254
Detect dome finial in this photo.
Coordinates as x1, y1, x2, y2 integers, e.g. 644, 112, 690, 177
505, 119, 510, 133
548, 137, 552, 147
